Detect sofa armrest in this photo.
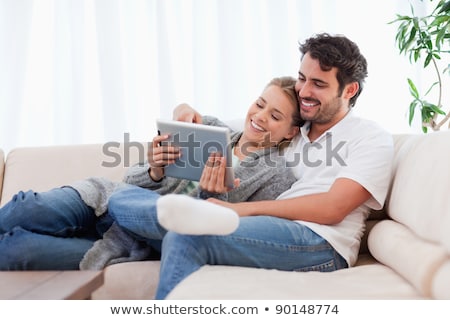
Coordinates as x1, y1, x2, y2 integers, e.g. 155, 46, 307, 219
369, 219, 448, 297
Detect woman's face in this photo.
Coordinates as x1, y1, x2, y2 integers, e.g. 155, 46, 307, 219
241, 84, 299, 150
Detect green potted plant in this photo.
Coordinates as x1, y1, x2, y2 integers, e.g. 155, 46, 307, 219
390, 0, 450, 132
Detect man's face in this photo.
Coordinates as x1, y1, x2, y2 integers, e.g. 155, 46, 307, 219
295, 53, 349, 126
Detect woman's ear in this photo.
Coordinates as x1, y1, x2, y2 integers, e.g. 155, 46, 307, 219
284, 125, 300, 140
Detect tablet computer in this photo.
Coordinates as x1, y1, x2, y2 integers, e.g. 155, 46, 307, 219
156, 119, 235, 188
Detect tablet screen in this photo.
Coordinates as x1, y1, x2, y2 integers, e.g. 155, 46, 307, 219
156, 119, 235, 188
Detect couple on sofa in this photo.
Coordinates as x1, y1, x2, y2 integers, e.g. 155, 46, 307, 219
0, 33, 394, 299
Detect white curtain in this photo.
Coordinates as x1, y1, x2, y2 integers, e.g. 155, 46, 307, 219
0, 0, 428, 154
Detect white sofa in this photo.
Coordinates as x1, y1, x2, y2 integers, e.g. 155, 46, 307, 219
1, 130, 449, 300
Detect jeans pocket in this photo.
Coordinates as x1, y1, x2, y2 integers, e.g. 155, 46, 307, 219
294, 259, 336, 272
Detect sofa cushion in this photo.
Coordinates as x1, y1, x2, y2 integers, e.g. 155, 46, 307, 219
387, 131, 450, 252
369, 220, 448, 298
166, 262, 422, 299
0, 143, 146, 206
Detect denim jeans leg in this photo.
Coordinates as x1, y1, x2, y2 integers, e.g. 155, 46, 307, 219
107, 185, 166, 241
0, 187, 98, 236
0, 187, 99, 270
156, 215, 347, 299
0, 226, 95, 270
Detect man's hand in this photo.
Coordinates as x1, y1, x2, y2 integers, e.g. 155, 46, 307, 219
173, 103, 203, 123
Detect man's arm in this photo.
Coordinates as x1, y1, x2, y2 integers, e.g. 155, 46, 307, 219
207, 178, 371, 225
173, 103, 203, 123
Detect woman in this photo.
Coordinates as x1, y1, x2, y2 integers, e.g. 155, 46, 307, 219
81, 76, 303, 268
0, 76, 302, 272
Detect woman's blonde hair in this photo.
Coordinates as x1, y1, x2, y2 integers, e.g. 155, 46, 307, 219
266, 76, 303, 127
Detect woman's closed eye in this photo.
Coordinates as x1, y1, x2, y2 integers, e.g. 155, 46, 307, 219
271, 114, 281, 121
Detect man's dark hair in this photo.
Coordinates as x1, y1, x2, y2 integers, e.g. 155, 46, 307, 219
299, 33, 368, 107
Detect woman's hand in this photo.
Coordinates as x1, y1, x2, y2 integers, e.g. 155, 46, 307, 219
199, 153, 228, 194
199, 153, 239, 194
147, 134, 181, 181
173, 103, 203, 123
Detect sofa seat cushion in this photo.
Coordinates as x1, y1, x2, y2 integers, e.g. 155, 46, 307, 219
166, 262, 422, 300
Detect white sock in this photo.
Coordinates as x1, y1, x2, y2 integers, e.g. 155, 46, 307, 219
156, 194, 239, 235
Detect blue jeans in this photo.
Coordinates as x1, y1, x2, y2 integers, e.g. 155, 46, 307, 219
107, 185, 348, 300
0, 187, 112, 270
106, 185, 165, 254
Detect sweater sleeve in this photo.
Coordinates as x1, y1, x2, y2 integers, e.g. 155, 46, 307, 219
68, 177, 123, 217
201, 115, 232, 129
122, 162, 163, 189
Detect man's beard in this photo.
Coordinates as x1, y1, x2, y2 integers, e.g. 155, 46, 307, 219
301, 96, 344, 124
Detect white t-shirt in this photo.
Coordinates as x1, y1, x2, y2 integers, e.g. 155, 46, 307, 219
277, 111, 394, 266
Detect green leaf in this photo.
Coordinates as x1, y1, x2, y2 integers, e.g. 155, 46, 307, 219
425, 36, 433, 51
421, 107, 433, 126
388, 14, 411, 24
431, 15, 450, 28
413, 17, 420, 30
413, 49, 420, 62
444, 64, 450, 75
407, 78, 420, 99
438, 0, 450, 14
428, 103, 446, 115
424, 81, 439, 96
403, 26, 417, 54
424, 53, 433, 67
408, 100, 418, 125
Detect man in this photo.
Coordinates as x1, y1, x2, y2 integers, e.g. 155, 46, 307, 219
151, 33, 394, 299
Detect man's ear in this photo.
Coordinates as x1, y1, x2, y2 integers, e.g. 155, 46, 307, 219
344, 82, 359, 100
